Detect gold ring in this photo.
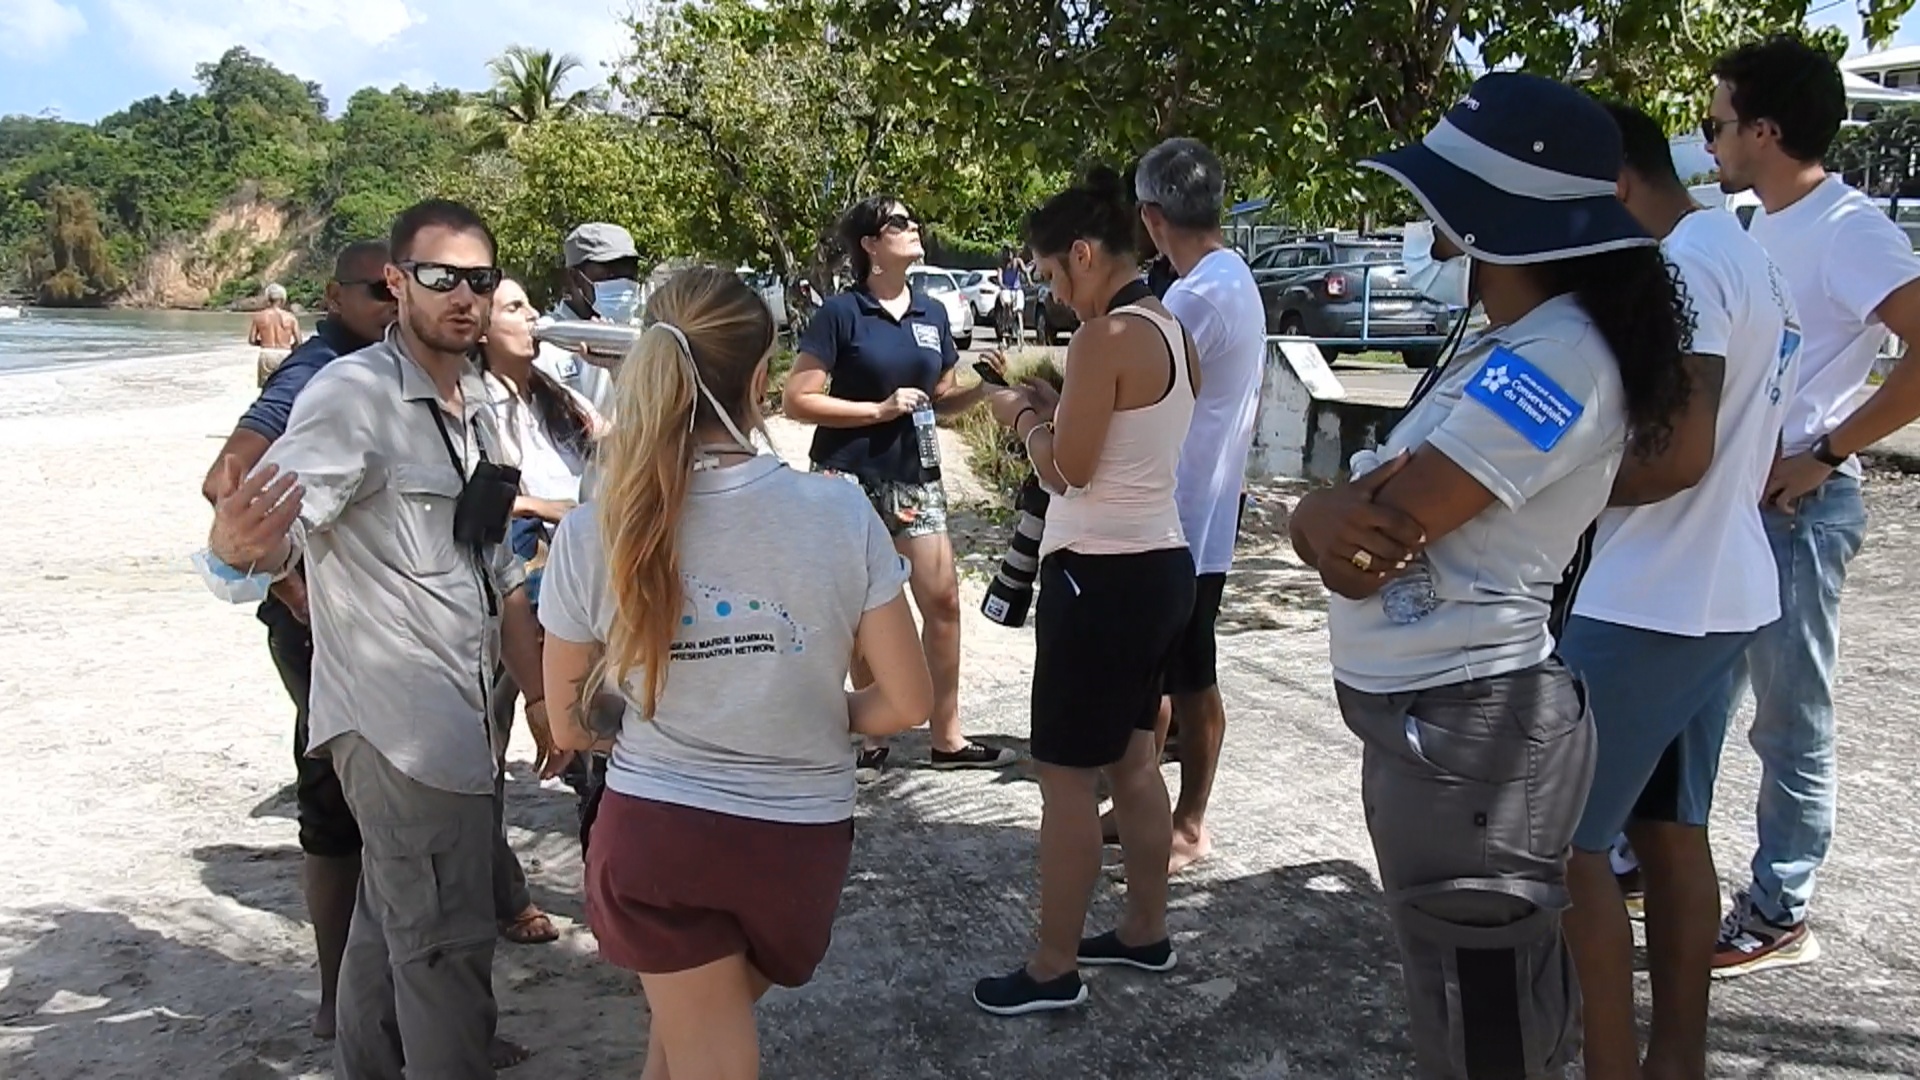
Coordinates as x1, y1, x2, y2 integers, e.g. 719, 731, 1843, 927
1350, 549, 1374, 571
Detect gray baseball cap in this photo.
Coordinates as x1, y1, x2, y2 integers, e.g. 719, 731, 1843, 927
563, 223, 638, 267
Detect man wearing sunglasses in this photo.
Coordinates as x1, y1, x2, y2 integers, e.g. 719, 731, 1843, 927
1704, 34, 1920, 980
198, 237, 395, 1042
206, 199, 547, 1077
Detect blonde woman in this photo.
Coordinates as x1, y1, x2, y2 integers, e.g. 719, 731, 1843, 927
538, 266, 933, 1080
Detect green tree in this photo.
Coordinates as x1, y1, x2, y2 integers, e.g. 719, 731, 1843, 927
28, 184, 122, 304
819, 0, 1916, 228
475, 46, 600, 150
1830, 104, 1920, 198
620, 0, 1028, 287
439, 115, 699, 303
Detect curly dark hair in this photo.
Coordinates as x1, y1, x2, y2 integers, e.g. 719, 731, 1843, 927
1025, 165, 1137, 260
1712, 34, 1846, 164
1533, 247, 1695, 456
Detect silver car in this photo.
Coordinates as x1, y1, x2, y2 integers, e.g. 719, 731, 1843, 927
907, 266, 976, 351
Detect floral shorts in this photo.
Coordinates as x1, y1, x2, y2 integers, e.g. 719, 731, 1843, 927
822, 469, 948, 539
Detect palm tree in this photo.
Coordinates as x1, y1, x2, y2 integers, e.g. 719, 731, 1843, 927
472, 46, 598, 151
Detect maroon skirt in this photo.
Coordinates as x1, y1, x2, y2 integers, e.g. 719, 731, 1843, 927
584, 790, 854, 987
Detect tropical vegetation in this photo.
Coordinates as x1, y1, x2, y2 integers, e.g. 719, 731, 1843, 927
0, 0, 1910, 308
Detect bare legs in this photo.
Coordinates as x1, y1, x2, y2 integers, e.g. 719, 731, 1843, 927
861, 531, 966, 754
1030, 730, 1171, 979
639, 957, 773, 1080
303, 853, 360, 1039
1168, 687, 1226, 874
1566, 820, 1720, 1080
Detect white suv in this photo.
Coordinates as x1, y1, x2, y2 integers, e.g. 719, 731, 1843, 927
907, 266, 976, 351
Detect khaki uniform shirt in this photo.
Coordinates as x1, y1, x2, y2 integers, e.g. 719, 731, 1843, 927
261, 327, 525, 794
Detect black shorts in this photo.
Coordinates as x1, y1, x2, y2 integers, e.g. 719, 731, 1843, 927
1163, 572, 1227, 695
266, 620, 362, 858
1031, 547, 1196, 768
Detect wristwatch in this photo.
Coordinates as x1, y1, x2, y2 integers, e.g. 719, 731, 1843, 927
1810, 434, 1848, 468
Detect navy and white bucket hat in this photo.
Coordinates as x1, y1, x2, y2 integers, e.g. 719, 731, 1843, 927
1362, 72, 1654, 265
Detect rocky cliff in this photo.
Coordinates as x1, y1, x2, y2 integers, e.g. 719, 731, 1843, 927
118, 184, 320, 309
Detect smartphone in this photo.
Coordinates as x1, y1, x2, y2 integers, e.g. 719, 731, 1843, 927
973, 359, 1009, 387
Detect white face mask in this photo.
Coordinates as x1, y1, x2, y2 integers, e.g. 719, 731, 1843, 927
192, 548, 273, 605
1402, 221, 1470, 308
592, 279, 642, 325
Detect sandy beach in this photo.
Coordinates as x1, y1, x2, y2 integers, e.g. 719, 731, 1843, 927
5, 347, 1918, 1079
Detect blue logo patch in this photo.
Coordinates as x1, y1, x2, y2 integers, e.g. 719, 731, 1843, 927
1464, 347, 1584, 452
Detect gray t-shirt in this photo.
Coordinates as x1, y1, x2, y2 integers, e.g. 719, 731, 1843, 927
539, 455, 910, 823
1329, 293, 1628, 693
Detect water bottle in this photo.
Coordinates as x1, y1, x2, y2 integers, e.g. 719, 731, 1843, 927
1348, 446, 1438, 625
1380, 555, 1439, 625
912, 403, 941, 473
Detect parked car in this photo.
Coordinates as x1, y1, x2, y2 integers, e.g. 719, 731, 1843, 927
1028, 281, 1079, 345
954, 269, 1002, 321
738, 267, 789, 330
906, 266, 976, 350
1247, 235, 1454, 368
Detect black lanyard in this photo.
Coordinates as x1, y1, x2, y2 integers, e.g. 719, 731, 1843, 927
424, 396, 488, 479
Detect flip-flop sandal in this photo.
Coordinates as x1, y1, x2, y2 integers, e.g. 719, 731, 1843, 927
500, 909, 560, 945
490, 1036, 533, 1069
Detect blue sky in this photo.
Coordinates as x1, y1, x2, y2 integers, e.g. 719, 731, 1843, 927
0, 0, 1915, 123
0, 0, 641, 121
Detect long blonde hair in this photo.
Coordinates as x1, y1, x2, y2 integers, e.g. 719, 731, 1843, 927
591, 266, 776, 718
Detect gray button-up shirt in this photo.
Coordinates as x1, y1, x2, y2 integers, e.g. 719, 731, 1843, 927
261, 327, 526, 794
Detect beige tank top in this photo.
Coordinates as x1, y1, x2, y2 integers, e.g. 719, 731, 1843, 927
1040, 303, 1195, 558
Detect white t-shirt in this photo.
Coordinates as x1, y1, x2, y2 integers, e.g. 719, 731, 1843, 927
1573, 208, 1800, 637
1748, 176, 1920, 465
1162, 248, 1266, 574
484, 373, 598, 502
539, 456, 910, 824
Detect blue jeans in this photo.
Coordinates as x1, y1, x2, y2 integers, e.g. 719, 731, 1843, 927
1734, 472, 1867, 927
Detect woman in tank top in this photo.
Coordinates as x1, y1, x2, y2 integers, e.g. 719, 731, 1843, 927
972, 167, 1203, 1016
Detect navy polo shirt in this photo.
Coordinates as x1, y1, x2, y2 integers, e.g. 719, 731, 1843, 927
237, 318, 376, 441
798, 286, 959, 484
233, 316, 375, 631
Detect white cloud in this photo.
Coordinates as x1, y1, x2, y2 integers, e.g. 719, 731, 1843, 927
103, 0, 422, 83
98, 0, 635, 111
0, 0, 88, 60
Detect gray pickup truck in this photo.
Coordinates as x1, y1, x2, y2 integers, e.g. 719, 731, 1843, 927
1248, 235, 1455, 369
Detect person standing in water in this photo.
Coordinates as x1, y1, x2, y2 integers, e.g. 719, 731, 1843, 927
251, 282, 303, 387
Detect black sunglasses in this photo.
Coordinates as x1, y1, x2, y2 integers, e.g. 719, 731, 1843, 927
399, 261, 503, 295
1700, 116, 1741, 145
876, 213, 918, 235
337, 278, 395, 302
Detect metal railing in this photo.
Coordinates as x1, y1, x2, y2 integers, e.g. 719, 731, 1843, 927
1256, 263, 1463, 350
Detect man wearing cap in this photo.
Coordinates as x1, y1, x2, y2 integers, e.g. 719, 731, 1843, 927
534, 222, 643, 416
1288, 73, 1695, 1079
251, 282, 303, 387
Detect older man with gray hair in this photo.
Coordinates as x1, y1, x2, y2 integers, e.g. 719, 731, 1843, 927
1134, 137, 1267, 873
250, 282, 302, 387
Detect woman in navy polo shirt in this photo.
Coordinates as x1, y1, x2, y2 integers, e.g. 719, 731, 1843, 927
785, 196, 1014, 778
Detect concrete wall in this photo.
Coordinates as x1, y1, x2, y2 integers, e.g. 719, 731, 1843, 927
1247, 337, 1398, 483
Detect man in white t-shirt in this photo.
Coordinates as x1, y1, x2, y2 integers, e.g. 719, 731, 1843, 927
1703, 35, 1920, 979
1559, 102, 1800, 1080
1134, 137, 1267, 874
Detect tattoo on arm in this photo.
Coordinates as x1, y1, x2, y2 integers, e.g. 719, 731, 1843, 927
567, 645, 624, 742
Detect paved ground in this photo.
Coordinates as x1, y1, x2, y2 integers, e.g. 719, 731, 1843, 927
2, 345, 1917, 1079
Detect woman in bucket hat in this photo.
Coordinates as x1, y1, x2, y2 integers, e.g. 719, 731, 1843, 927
1287, 72, 1695, 1078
